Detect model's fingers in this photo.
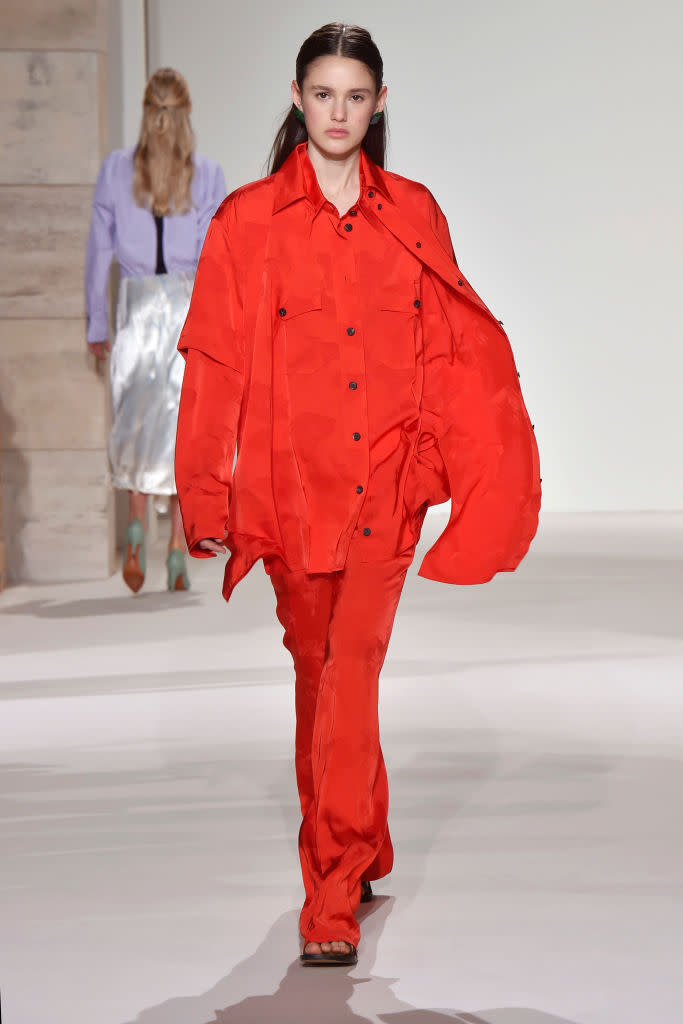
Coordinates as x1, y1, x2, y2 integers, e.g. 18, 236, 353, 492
88, 342, 108, 360
197, 538, 226, 554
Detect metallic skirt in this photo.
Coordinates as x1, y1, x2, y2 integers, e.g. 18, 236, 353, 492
109, 271, 194, 495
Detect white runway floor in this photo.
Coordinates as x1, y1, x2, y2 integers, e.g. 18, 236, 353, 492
1, 511, 682, 1024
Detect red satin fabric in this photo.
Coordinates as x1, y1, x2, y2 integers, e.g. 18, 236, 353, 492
267, 546, 412, 946
175, 142, 541, 602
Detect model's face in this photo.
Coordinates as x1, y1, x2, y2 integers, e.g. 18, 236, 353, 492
292, 55, 386, 157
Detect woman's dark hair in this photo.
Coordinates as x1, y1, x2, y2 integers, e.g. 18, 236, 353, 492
268, 23, 387, 174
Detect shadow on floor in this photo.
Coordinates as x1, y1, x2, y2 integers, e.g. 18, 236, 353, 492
122, 900, 582, 1024
1, 592, 201, 617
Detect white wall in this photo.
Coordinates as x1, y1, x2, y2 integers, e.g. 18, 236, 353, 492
108, 0, 147, 150
147, 0, 683, 512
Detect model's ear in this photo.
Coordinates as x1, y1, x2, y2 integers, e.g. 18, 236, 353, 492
291, 79, 303, 111
376, 84, 388, 115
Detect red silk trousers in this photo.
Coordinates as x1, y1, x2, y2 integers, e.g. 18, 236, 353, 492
267, 549, 413, 946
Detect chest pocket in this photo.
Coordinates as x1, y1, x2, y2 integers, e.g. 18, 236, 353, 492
373, 284, 421, 369
277, 291, 330, 374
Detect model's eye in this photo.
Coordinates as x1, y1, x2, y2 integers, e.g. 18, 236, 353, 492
351, 94, 365, 102
315, 92, 329, 100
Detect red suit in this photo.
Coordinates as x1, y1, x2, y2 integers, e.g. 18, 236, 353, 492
175, 142, 541, 945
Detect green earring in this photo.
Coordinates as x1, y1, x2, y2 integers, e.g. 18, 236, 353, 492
370, 111, 383, 125
294, 107, 305, 124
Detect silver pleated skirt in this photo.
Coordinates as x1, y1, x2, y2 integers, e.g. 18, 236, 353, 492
109, 271, 194, 495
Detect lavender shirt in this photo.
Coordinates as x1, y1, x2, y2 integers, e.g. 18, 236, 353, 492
85, 147, 226, 343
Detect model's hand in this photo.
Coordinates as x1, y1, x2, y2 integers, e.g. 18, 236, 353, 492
198, 537, 228, 555
88, 340, 110, 360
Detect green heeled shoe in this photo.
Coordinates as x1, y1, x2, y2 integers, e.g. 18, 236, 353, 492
166, 548, 190, 592
122, 518, 146, 593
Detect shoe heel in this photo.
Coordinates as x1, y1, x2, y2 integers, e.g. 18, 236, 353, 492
166, 549, 190, 592
122, 518, 146, 593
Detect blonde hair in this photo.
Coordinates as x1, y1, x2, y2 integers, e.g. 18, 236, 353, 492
132, 68, 194, 217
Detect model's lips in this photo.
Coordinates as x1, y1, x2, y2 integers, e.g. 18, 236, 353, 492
326, 129, 349, 136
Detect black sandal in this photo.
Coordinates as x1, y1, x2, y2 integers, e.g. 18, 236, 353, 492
300, 942, 358, 966
360, 881, 373, 903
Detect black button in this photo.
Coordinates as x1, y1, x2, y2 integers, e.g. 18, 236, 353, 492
531, 424, 535, 430
356, 485, 364, 494
347, 327, 355, 336
416, 241, 422, 248
413, 299, 421, 308
498, 319, 504, 325
344, 223, 353, 232
368, 190, 375, 198
349, 381, 358, 390
362, 528, 371, 536
353, 432, 361, 441
349, 209, 357, 216
517, 371, 521, 378
278, 307, 287, 317
457, 279, 463, 286
377, 203, 383, 210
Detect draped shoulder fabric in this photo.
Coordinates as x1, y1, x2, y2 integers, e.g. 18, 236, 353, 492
176, 142, 541, 600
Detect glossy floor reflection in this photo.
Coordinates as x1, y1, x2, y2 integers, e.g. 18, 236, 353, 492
1, 511, 682, 1024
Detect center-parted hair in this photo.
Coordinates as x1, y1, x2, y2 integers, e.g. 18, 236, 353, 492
133, 67, 195, 217
268, 23, 387, 174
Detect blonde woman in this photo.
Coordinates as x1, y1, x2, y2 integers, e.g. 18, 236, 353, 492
86, 68, 226, 593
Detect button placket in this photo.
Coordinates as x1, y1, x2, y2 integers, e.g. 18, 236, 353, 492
332, 202, 369, 541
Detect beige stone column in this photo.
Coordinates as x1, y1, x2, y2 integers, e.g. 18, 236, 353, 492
0, 0, 114, 582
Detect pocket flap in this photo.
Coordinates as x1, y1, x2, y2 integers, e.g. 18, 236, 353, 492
277, 291, 323, 321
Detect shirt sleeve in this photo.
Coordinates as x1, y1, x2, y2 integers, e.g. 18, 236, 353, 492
417, 267, 541, 584
175, 202, 245, 557
85, 154, 116, 344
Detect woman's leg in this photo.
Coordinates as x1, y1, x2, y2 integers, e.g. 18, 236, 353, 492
268, 565, 335, 857
122, 492, 148, 593
269, 554, 411, 950
129, 491, 147, 524
168, 495, 185, 551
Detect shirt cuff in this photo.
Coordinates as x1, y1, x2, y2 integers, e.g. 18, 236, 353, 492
183, 512, 229, 558
87, 312, 109, 344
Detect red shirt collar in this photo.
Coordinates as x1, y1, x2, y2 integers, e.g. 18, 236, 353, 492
273, 141, 393, 214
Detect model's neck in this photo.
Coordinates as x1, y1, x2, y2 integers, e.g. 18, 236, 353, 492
306, 140, 362, 203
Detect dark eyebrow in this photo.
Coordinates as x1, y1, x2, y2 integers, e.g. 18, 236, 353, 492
309, 85, 372, 94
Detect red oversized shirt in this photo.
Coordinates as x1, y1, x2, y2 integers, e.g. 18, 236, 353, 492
176, 143, 541, 601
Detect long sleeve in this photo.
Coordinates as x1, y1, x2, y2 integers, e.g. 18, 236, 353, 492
175, 204, 245, 556
85, 154, 116, 343
417, 264, 541, 584
414, 193, 541, 584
